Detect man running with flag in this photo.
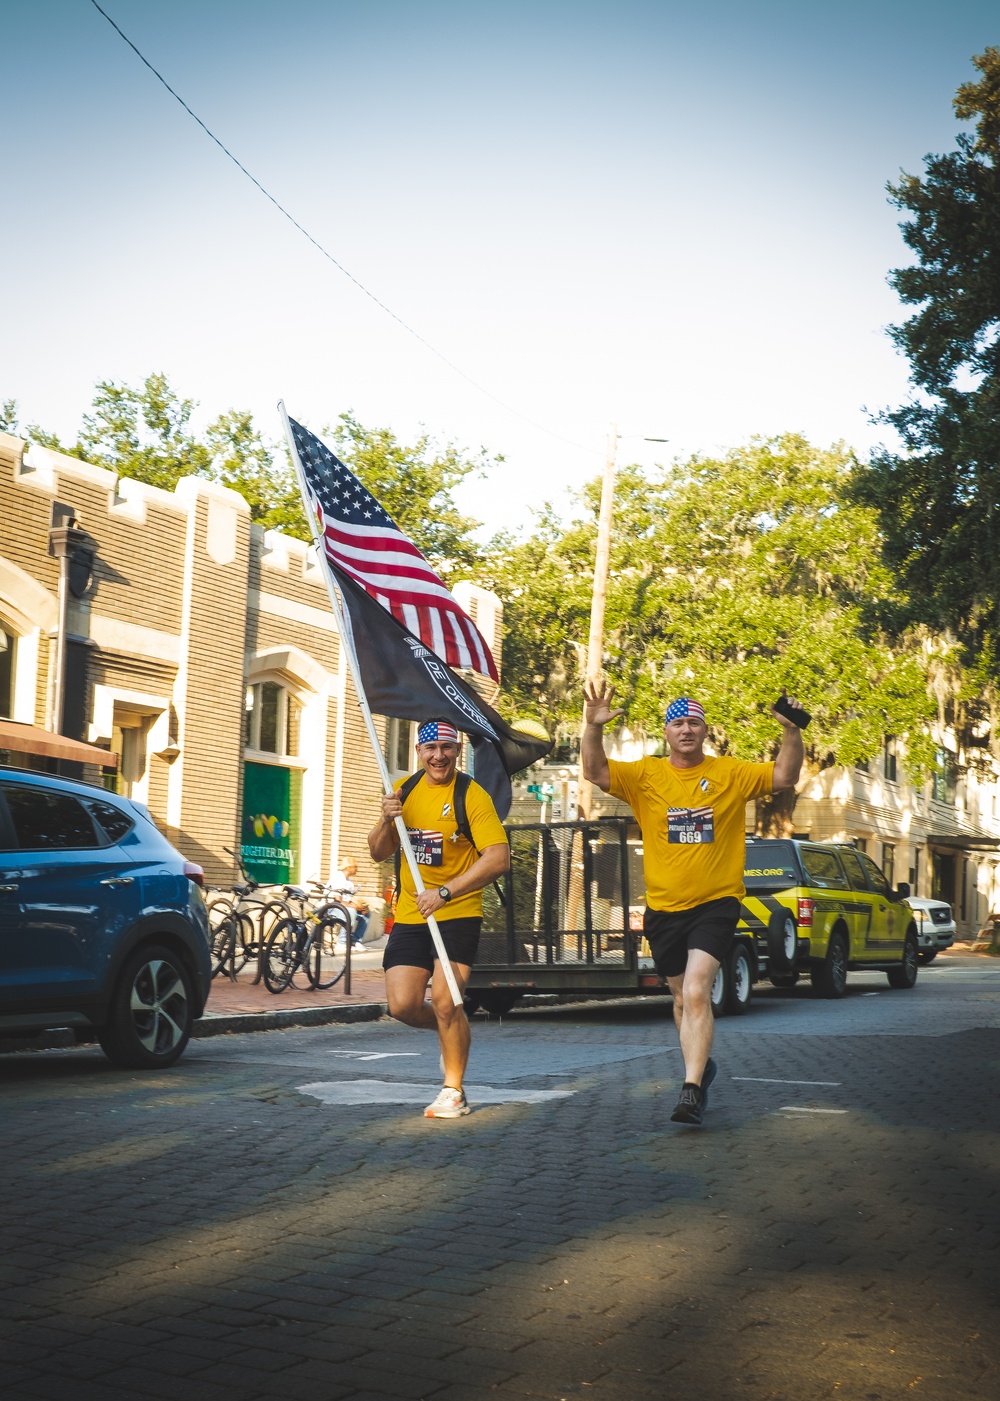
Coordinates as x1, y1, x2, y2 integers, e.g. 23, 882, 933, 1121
369, 719, 510, 1118
582, 681, 804, 1125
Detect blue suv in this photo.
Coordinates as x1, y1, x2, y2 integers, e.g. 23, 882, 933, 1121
0, 768, 211, 1068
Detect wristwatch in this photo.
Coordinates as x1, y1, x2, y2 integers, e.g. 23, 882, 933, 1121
438, 885, 453, 903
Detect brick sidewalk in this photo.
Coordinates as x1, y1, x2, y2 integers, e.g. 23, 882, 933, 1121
204, 957, 388, 1015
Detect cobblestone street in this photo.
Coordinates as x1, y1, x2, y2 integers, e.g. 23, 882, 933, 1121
2, 955, 998, 1401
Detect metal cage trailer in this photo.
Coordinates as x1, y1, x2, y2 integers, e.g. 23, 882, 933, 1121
464, 815, 765, 1017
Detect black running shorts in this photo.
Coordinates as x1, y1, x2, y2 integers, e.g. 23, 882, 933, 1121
644, 897, 741, 979
382, 917, 482, 974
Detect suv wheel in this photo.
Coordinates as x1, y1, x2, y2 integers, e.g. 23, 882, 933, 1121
98, 944, 194, 1069
887, 929, 919, 989
810, 929, 848, 999
724, 943, 752, 1016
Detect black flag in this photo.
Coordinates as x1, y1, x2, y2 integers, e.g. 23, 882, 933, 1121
335, 571, 550, 818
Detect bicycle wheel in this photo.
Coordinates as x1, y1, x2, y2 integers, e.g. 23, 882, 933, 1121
211, 914, 239, 979
263, 918, 302, 993
229, 911, 256, 974
253, 899, 292, 950
206, 894, 236, 930
307, 916, 349, 990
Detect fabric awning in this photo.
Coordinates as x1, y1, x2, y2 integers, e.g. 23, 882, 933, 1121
0, 720, 118, 770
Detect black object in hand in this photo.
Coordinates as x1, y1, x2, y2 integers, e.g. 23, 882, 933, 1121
774, 694, 811, 728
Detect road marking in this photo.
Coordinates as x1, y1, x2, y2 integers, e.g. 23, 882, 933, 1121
299, 1080, 575, 1106
326, 1052, 421, 1061
732, 1077, 842, 1086
779, 1106, 848, 1114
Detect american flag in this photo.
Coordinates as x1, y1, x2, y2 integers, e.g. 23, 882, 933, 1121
289, 418, 499, 683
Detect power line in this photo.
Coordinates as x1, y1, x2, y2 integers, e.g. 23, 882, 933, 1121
88, 0, 597, 458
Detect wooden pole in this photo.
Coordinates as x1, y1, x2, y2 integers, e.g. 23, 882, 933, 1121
577, 424, 617, 821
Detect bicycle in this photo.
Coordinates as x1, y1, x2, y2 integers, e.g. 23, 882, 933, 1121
207, 849, 294, 980
262, 889, 354, 993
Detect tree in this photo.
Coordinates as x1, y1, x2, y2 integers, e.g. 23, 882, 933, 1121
0, 400, 18, 434
484, 435, 942, 830
853, 48, 1000, 678
205, 411, 308, 539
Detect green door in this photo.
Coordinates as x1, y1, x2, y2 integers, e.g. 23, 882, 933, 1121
241, 762, 302, 885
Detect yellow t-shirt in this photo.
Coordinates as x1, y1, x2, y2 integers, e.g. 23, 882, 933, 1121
608, 754, 774, 912
394, 772, 508, 924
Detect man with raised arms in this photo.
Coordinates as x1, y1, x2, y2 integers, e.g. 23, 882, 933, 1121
369, 719, 510, 1119
582, 683, 804, 1125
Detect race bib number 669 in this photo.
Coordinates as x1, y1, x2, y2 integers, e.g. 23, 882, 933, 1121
668, 807, 715, 844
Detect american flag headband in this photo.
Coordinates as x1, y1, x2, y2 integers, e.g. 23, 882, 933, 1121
418, 721, 459, 745
665, 698, 706, 723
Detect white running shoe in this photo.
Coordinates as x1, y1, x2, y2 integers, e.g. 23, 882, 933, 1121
424, 1086, 470, 1118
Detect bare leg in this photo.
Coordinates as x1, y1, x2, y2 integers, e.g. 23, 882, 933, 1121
666, 948, 720, 1085
385, 965, 437, 1030
431, 960, 472, 1091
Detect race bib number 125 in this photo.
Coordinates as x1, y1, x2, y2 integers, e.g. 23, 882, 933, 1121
667, 807, 715, 844
407, 828, 444, 866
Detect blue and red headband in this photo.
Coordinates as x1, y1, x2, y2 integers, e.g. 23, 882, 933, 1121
665, 698, 706, 724
417, 721, 460, 746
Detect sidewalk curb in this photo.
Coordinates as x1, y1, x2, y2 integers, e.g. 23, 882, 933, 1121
194, 1002, 389, 1037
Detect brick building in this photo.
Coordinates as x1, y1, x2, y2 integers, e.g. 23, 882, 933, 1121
0, 432, 501, 922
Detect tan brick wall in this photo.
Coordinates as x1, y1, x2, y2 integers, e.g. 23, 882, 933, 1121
167, 490, 250, 884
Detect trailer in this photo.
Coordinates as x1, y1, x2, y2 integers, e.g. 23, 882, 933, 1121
465, 816, 766, 1016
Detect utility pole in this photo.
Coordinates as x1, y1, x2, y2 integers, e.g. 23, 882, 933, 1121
577, 423, 618, 822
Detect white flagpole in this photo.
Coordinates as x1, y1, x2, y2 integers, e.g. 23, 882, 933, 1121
278, 401, 464, 1008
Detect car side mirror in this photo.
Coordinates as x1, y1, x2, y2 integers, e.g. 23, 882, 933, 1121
895, 882, 911, 900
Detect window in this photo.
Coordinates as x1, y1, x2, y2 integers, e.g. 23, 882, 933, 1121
840, 848, 868, 892
932, 748, 957, 803
3, 786, 100, 849
909, 848, 921, 892
83, 797, 134, 845
800, 847, 849, 889
860, 853, 890, 896
245, 682, 300, 757
0, 626, 14, 719
854, 837, 868, 854
384, 718, 414, 774
855, 757, 869, 773
882, 843, 895, 888
884, 739, 897, 783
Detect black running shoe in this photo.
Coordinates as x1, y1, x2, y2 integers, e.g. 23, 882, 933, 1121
700, 1058, 718, 1110
670, 1082, 704, 1125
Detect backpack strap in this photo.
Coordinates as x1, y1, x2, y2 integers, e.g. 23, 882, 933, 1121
453, 771, 507, 908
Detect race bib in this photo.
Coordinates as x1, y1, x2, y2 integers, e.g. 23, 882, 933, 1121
668, 807, 715, 844
407, 828, 443, 866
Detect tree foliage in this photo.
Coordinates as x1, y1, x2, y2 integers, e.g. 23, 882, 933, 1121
15, 376, 490, 563
482, 436, 941, 793
853, 47, 1000, 677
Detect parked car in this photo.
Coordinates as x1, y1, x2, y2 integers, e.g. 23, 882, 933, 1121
904, 896, 956, 963
732, 838, 920, 1004
0, 768, 211, 1067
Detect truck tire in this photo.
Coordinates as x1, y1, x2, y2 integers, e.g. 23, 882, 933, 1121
810, 929, 848, 1000
918, 949, 937, 965
766, 910, 798, 972
710, 960, 728, 1017
724, 943, 753, 1016
887, 930, 919, 989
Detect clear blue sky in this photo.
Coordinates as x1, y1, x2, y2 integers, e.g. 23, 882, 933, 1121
3, 0, 997, 530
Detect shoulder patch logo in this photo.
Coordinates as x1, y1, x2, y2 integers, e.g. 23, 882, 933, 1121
442, 803, 452, 816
